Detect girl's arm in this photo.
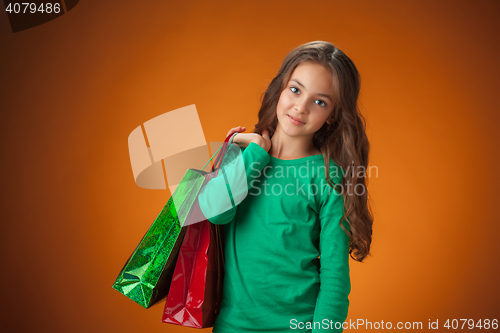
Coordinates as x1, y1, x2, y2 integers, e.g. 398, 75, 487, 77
312, 184, 351, 332
197, 135, 270, 225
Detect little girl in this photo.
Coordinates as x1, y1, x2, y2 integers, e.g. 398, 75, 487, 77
197, 41, 373, 332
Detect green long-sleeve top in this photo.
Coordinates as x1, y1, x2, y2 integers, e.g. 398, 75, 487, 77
197, 140, 351, 332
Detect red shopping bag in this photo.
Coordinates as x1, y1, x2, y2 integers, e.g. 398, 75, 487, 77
161, 134, 231, 328
161, 205, 224, 328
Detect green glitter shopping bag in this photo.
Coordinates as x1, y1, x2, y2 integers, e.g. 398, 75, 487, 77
112, 134, 234, 309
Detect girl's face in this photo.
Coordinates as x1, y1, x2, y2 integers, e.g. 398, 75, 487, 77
276, 61, 336, 139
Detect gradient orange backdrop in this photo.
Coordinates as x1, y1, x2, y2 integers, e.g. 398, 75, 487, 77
1, 0, 499, 332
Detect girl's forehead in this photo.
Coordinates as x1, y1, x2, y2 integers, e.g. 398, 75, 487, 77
289, 62, 336, 96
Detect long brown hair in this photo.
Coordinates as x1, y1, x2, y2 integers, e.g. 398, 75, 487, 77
252, 41, 373, 262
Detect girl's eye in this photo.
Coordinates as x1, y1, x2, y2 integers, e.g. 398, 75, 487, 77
315, 100, 327, 107
290, 86, 327, 107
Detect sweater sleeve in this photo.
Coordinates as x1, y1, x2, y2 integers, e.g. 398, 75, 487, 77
312, 183, 351, 332
197, 141, 270, 225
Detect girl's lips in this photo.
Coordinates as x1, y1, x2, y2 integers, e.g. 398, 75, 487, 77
288, 114, 305, 125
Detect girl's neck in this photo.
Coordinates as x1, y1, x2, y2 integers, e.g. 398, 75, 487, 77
268, 128, 320, 160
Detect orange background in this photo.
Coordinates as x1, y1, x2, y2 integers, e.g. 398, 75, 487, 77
1, 0, 499, 332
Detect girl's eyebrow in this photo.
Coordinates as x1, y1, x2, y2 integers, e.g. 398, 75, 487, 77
290, 79, 332, 101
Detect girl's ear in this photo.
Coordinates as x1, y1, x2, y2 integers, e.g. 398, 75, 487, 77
326, 112, 337, 125
326, 116, 336, 130
325, 119, 332, 130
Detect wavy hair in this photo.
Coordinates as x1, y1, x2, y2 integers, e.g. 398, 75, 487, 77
252, 41, 373, 262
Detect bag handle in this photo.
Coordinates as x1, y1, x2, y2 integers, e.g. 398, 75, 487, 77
201, 133, 236, 179
201, 145, 223, 171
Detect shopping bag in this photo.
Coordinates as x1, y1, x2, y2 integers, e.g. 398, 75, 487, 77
161, 204, 225, 327
162, 134, 233, 327
112, 137, 229, 309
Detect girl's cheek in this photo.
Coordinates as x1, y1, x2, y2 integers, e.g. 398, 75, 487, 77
277, 93, 287, 109
279, 92, 293, 107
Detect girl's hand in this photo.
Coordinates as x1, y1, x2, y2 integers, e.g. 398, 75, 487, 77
226, 125, 253, 148
226, 126, 256, 149
226, 126, 247, 140
230, 127, 272, 153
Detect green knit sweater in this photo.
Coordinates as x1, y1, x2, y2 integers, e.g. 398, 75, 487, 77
198, 141, 351, 332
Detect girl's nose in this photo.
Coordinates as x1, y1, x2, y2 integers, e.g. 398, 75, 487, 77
294, 97, 308, 114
